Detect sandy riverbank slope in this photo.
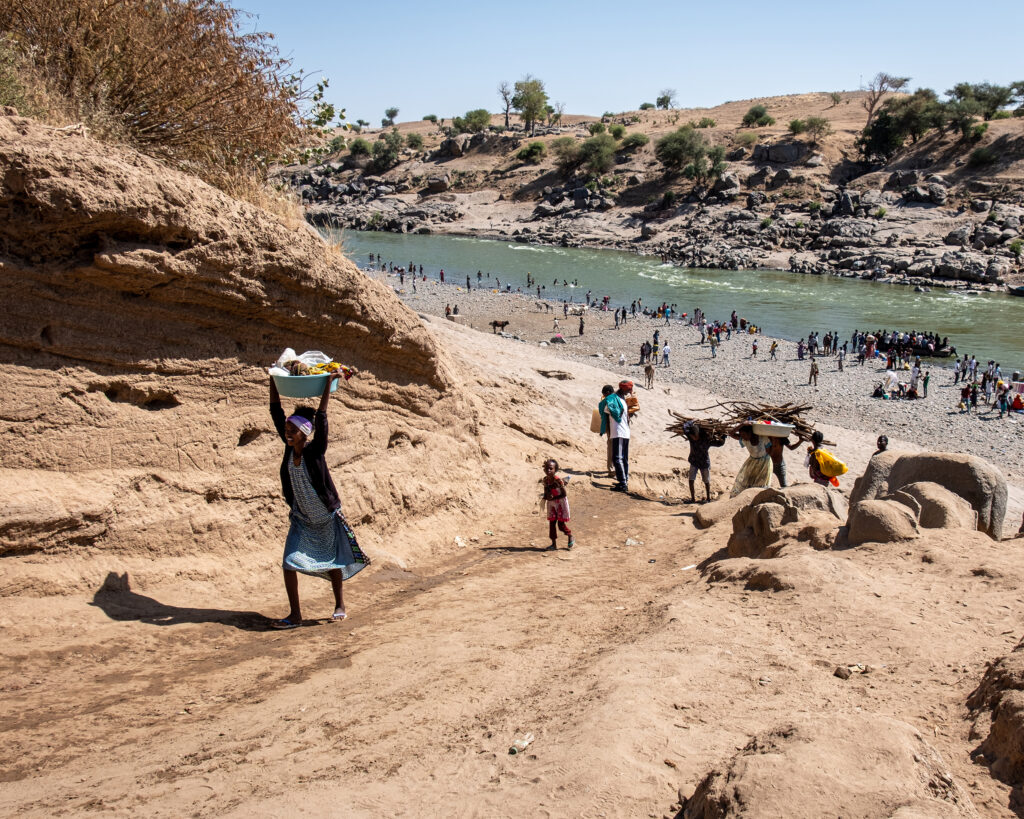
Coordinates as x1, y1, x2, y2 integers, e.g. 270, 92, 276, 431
2, 114, 1024, 817
3, 314, 1024, 816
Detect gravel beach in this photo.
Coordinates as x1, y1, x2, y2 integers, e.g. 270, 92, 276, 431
360, 265, 1024, 482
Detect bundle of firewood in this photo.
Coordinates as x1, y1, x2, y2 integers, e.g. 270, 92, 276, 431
666, 400, 829, 444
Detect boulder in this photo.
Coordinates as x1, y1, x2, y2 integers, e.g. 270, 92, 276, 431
944, 224, 972, 246
753, 142, 806, 164
437, 136, 467, 157
888, 170, 920, 188
694, 488, 763, 529
713, 172, 741, 197
425, 174, 450, 193
904, 185, 931, 203
746, 167, 772, 188
834, 190, 860, 216
640, 223, 658, 239
847, 499, 920, 545
725, 147, 746, 161
898, 482, 977, 530
728, 484, 847, 558
805, 154, 825, 167
746, 191, 767, 209
850, 451, 1006, 539
928, 183, 948, 205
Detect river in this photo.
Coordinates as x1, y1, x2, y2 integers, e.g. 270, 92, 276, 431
333, 230, 1023, 371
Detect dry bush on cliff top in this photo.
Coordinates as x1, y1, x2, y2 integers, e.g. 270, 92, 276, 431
0, 0, 308, 191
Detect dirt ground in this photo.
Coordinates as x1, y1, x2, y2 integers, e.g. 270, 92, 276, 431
2, 318, 1023, 817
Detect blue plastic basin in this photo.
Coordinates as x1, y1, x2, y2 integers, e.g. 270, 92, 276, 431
272, 373, 338, 399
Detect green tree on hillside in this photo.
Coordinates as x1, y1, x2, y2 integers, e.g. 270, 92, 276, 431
551, 136, 581, 175
382, 106, 399, 126
512, 75, 548, 135
639, 102, 655, 110
655, 125, 724, 185
452, 108, 491, 133
579, 133, 616, 175
804, 116, 831, 143
656, 88, 677, 109
947, 82, 1016, 120
742, 104, 775, 127
371, 128, 403, 171
621, 132, 650, 151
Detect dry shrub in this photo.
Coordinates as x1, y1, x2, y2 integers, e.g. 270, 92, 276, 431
0, 0, 303, 183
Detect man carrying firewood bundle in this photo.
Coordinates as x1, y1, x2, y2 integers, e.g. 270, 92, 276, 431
683, 421, 725, 503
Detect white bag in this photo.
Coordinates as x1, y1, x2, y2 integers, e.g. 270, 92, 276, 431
270, 348, 332, 375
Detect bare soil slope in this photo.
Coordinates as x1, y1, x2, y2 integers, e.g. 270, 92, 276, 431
2, 119, 1024, 817
0, 113, 491, 587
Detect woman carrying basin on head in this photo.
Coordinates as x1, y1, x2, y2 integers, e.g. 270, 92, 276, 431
269, 371, 369, 630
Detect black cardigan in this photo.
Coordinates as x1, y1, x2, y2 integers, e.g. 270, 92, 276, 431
270, 402, 342, 513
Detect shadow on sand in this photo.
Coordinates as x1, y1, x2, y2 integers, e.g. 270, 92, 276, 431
91, 572, 271, 631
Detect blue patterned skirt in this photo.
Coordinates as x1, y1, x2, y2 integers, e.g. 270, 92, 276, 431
283, 509, 369, 581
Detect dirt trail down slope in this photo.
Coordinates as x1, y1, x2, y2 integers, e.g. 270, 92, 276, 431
2, 321, 1023, 817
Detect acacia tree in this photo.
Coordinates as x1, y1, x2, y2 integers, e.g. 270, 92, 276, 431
498, 80, 513, 129
512, 75, 548, 135
862, 72, 910, 127
947, 82, 1016, 120
382, 106, 399, 126
656, 88, 678, 109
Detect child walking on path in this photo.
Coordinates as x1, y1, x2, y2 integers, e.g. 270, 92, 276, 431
542, 459, 575, 551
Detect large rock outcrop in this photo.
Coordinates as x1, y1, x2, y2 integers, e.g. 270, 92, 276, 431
0, 114, 485, 588
727, 484, 846, 557
850, 452, 1007, 539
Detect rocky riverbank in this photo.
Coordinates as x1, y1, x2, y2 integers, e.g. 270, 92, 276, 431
360, 264, 1024, 484
287, 104, 1024, 291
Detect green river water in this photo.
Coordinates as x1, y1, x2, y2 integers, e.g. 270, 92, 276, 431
334, 230, 1023, 371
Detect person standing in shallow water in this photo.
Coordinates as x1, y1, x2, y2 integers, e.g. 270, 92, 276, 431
269, 371, 369, 629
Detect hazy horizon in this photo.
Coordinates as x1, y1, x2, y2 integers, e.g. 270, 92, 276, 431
230, 0, 1024, 126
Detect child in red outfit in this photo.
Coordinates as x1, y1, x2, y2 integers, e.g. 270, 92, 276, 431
542, 459, 575, 551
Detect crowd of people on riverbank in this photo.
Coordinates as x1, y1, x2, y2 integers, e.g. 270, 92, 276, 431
360, 250, 1022, 414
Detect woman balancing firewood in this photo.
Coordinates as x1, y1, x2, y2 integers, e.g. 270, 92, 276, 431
269, 368, 369, 629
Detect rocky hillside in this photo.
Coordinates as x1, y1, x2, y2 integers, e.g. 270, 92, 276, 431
0, 111, 491, 592
284, 91, 1024, 288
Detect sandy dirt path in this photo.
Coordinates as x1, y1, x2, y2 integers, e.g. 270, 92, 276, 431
2, 318, 1022, 818
2, 469, 1022, 817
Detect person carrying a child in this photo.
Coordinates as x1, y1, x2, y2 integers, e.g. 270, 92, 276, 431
541, 459, 575, 551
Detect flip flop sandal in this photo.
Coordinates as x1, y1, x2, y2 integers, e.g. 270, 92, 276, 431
567, 536, 576, 550
271, 617, 300, 630
331, 611, 348, 621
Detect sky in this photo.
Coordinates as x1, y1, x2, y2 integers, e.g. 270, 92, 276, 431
229, 0, 1024, 126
